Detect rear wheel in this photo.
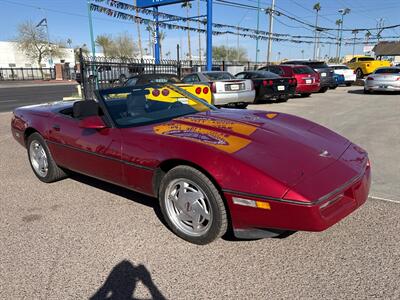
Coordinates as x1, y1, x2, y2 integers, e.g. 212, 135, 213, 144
363, 88, 371, 94
346, 82, 352, 87
159, 166, 228, 245
27, 133, 68, 183
234, 103, 248, 109
318, 86, 329, 93
278, 95, 289, 102
356, 68, 364, 79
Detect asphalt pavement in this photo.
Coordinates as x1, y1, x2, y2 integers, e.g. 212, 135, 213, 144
0, 86, 399, 299
0, 82, 78, 112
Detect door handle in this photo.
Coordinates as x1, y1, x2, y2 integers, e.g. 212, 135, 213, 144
52, 124, 60, 131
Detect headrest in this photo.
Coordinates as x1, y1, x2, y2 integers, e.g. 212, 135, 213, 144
72, 100, 99, 119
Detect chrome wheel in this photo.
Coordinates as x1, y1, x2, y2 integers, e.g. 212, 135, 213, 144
165, 179, 212, 237
29, 140, 48, 177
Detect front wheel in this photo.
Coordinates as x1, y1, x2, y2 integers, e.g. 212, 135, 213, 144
356, 68, 364, 79
300, 93, 311, 97
27, 133, 68, 183
159, 166, 228, 245
318, 86, 329, 93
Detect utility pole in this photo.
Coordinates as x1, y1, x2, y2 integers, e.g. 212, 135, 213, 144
352, 29, 358, 57
255, 0, 260, 65
338, 8, 350, 62
198, 0, 202, 64
313, 2, 321, 60
335, 19, 342, 61
266, 0, 276, 65
376, 18, 385, 43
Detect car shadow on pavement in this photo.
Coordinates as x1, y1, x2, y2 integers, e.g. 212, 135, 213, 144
90, 260, 167, 300
68, 173, 167, 228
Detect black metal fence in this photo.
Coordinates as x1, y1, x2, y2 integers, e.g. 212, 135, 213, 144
79, 53, 266, 99
0, 67, 77, 81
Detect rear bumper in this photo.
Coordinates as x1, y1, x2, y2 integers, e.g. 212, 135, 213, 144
213, 90, 255, 105
365, 82, 400, 91
258, 86, 296, 99
225, 165, 370, 235
296, 83, 320, 94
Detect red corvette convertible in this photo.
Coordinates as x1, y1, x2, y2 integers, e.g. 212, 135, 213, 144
11, 84, 371, 244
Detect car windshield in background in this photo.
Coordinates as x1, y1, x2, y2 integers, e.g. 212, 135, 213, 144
306, 62, 329, 69
204, 72, 235, 80
293, 66, 315, 74
256, 71, 280, 78
148, 76, 181, 83
375, 68, 400, 74
332, 66, 350, 70
99, 84, 214, 128
358, 57, 375, 61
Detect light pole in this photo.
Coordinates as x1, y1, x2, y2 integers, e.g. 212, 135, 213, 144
338, 8, 350, 62
236, 12, 250, 62
255, 0, 261, 65
313, 2, 321, 60
266, 0, 276, 65
335, 19, 342, 62
352, 29, 358, 57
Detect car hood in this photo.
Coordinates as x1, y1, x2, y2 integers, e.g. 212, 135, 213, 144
153, 109, 350, 187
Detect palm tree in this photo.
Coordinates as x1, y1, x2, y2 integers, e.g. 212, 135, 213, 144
365, 31, 372, 44
181, 1, 192, 60
145, 24, 153, 57
134, 0, 143, 58
313, 3, 321, 59
66, 38, 72, 48
95, 34, 113, 57
158, 31, 166, 60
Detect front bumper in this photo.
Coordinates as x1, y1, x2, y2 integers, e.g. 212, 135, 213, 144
213, 90, 256, 106
225, 149, 371, 237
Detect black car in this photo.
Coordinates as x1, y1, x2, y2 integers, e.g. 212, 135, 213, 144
281, 60, 335, 93
235, 70, 296, 103
124, 73, 182, 86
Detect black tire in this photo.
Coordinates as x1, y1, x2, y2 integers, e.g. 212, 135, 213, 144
300, 93, 311, 97
318, 86, 329, 93
346, 82, 352, 87
278, 95, 289, 102
235, 103, 248, 109
27, 133, 68, 183
356, 68, 363, 79
159, 166, 228, 245
329, 85, 338, 90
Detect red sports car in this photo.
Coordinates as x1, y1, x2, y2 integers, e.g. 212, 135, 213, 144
11, 84, 371, 244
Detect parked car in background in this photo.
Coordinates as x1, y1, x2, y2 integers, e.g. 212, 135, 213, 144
124, 73, 182, 86
182, 71, 255, 108
346, 56, 391, 79
329, 64, 356, 86
330, 73, 345, 89
124, 73, 212, 104
235, 70, 296, 103
364, 67, 400, 93
260, 64, 320, 97
281, 60, 335, 93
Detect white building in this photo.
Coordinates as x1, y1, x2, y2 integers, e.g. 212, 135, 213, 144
0, 41, 75, 68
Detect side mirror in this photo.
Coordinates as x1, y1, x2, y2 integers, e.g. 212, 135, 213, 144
79, 115, 107, 129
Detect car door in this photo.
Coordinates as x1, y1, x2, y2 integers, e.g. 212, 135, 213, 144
47, 111, 123, 184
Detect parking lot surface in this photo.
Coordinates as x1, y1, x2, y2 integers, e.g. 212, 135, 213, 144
1, 86, 399, 299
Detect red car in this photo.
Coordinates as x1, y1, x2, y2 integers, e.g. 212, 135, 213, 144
260, 65, 320, 97
11, 84, 371, 245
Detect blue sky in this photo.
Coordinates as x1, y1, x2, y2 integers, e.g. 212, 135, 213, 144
0, 0, 399, 61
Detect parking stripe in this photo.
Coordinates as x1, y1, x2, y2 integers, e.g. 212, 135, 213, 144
370, 195, 400, 204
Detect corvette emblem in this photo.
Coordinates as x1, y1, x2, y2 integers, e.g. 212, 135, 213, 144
319, 150, 331, 158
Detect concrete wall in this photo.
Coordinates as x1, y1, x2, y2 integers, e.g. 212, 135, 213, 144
0, 41, 75, 68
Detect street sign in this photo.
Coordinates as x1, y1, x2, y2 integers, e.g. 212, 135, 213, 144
136, 0, 192, 8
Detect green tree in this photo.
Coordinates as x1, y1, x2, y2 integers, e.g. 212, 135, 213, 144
145, 24, 154, 56
15, 20, 64, 67
212, 45, 247, 61
109, 32, 138, 59
95, 34, 113, 57
181, 1, 192, 60
74, 44, 89, 62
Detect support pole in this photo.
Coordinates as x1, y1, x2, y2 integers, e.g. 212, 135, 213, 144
154, 6, 160, 64
206, 0, 212, 71
266, 0, 275, 65
87, 0, 98, 89
255, 0, 260, 65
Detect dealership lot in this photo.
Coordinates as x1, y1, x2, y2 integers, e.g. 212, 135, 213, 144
0, 86, 399, 299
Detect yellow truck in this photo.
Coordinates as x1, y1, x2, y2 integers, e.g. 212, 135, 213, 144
346, 56, 391, 78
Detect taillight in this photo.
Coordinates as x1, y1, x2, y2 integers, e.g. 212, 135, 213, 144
263, 80, 267, 87
288, 79, 292, 84
210, 82, 216, 93
203, 87, 209, 94
396, 77, 400, 81
161, 89, 169, 96
195, 87, 202, 94
293, 78, 297, 85
269, 80, 273, 85
152, 89, 160, 97
367, 76, 374, 80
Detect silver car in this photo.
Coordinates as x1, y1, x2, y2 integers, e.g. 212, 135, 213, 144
182, 71, 255, 108
364, 67, 400, 93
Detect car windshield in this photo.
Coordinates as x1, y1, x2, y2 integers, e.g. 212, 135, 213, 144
293, 66, 314, 74
358, 57, 374, 61
98, 84, 215, 128
375, 68, 400, 74
203, 72, 235, 80
332, 65, 350, 70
